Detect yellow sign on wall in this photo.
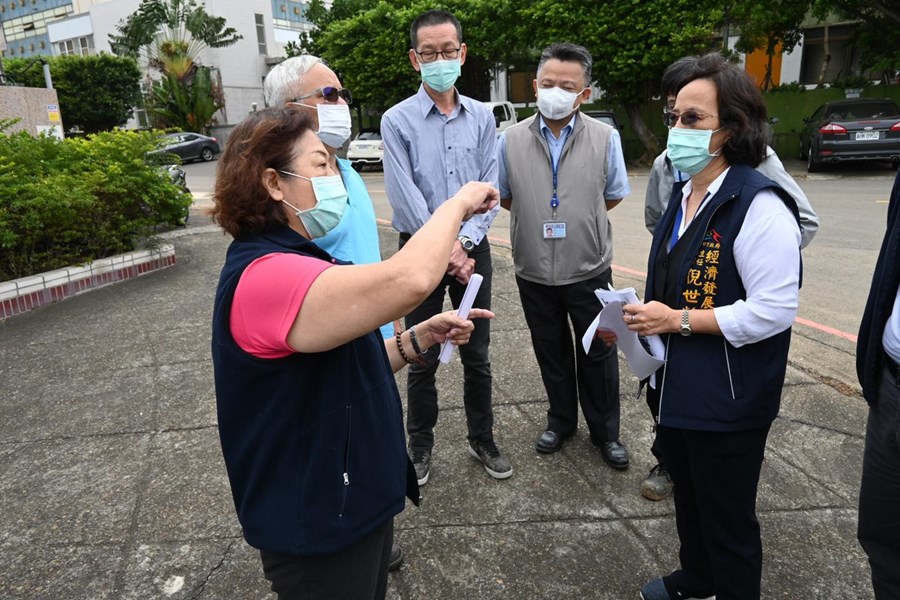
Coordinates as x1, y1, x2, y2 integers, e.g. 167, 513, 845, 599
47, 104, 60, 123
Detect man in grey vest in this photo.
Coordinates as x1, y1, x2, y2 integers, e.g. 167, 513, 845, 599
498, 42, 631, 469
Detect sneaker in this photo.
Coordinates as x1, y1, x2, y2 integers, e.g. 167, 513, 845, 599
641, 464, 674, 501
409, 447, 431, 486
388, 542, 404, 571
467, 439, 513, 480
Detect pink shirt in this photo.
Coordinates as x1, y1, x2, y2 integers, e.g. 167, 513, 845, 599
230, 253, 333, 359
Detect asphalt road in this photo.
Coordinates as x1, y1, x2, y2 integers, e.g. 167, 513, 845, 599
183, 157, 899, 394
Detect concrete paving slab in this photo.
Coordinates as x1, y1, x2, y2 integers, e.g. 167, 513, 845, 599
0, 226, 877, 599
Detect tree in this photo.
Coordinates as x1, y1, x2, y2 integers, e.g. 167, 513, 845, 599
731, 0, 812, 90
308, 0, 532, 112
110, 0, 240, 133
524, 0, 723, 162
109, 0, 241, 60
4, 55, 141, 134
147, 67, 222, 132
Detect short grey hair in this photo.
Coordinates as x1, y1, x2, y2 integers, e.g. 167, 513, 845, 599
537, 43, 592, 87
264, 55, 324, 107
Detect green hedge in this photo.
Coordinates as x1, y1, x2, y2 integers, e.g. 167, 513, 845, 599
0, 129, 192, 281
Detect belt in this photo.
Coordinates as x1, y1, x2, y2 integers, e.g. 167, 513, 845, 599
886, 356, 900, 387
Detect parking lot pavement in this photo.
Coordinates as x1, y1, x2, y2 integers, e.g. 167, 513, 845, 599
0, 225, 874, 599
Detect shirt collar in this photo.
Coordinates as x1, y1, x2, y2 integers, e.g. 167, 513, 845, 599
681, 166, 731, 203
538, 111, 579, 139
415, 83, 469, 119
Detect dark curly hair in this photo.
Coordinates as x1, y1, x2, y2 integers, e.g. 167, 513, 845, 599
674, 53, 768, 167
211, 107, 317, 237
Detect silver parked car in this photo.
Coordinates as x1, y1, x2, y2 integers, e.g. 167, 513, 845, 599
800, 98, 900, 172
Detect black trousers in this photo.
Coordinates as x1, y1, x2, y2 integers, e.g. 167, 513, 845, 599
259, 519, 393, 600
656, 424, 770, 600
858, 364, 900, 599
516, 270, 621, 441
399, 236, 493, 451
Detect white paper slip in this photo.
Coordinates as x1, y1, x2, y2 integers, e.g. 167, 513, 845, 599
438, 273, 483, 364
595, 285, 640, 307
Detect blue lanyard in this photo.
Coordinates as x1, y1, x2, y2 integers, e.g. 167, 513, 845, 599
551, 159, 559, 209
668, 206, 682, 252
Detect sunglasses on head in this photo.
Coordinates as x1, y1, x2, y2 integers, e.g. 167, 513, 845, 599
663, 108, 717, 128
292, 86, 353, 105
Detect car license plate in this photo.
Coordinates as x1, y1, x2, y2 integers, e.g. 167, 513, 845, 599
856, 132, 880, 141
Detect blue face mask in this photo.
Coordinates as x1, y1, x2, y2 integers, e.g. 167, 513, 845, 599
278, 171, 348, 238
666, 127, 724, 175
419, 58, 461, 93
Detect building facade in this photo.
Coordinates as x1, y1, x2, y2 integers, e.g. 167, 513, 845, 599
1, 0, 320, 127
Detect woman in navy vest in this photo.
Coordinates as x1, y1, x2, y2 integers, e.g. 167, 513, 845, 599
597, 54, 801, 599
209, 107, 496, 599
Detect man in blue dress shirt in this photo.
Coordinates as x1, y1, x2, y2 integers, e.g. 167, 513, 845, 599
381, 9, 512, 486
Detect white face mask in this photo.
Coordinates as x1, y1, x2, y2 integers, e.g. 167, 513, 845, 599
536, 86, 583, 121
296, 102, 352, 149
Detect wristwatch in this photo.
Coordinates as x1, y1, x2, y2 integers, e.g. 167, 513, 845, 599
679, 308, 692, 337
458, 236, 475, 252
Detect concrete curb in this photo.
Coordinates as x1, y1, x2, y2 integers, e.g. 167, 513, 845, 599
0, 244, 176, 321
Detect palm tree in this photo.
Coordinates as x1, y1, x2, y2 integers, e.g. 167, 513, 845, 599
110, 0, 241, 133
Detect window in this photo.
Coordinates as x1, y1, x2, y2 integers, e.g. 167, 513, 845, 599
255, 13, 266, 55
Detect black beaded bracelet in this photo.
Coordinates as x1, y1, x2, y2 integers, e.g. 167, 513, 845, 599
395, 331, 414, 365
408, 325, 425, 356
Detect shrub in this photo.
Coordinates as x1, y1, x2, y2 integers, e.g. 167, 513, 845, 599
0, 129, 191, 281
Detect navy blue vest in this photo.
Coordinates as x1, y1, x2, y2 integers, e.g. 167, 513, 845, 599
211, 226, 415, 555
857, 169, 900, 404
646, 165, 801, 431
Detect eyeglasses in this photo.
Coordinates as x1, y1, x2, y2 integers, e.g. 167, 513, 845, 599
414, 47, 461, 63
663, 108, 718, 128
290, 86, 353, 105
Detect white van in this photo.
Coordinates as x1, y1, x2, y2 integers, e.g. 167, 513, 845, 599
483, 101, 517, 133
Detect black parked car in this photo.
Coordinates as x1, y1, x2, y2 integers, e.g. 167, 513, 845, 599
583, 110, 622, 131
800, 98, 900, 172
157, 132, 221, 163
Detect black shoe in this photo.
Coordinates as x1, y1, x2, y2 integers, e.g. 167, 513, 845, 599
388, 543, 404, 571
598, 439, 630, 470
535, 430, 571, 454
641, 463, 674, 500
409, 447, 431, 486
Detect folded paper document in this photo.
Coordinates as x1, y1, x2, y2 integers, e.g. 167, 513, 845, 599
582, 286, 666, 381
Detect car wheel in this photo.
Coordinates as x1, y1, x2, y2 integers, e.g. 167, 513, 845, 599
201, 147, 214, 162
807, 146, 822, 173
798, 142, 807, 160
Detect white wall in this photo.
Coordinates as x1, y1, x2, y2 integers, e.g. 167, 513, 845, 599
47, 14, 93, 44
780, 39, 804, 85
83, 0, 296, 127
